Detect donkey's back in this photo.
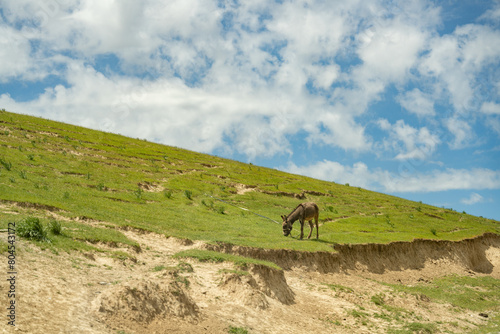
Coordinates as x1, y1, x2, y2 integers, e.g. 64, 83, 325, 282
302, 202, 319, 220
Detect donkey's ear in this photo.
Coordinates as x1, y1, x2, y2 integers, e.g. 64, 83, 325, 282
281, 215, 285, 220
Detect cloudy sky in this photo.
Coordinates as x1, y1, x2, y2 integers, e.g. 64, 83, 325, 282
1, 0, 499, 220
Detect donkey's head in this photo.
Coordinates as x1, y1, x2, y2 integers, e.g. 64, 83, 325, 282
281, 215, 293, 236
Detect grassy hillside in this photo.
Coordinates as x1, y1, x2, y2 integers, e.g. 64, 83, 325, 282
0, 110, 498, 254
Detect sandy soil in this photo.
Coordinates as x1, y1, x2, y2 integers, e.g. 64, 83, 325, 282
0, 228, 498, 334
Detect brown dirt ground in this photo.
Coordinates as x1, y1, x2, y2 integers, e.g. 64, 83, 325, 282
0, 228, 498, 334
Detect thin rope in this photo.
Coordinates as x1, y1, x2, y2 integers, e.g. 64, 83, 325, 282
205, 194, 281, 225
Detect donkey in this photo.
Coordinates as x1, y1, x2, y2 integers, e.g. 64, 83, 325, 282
281, 202, 319, 240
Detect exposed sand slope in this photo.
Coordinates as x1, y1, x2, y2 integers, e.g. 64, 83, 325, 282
1, 230, 498, 333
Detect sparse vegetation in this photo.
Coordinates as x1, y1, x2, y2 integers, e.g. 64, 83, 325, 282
133, 186, 143, 200
49, 219, 62, 235
389, 275, 500, 312
173, 249, 281, 270
184, 189, 193, 200
0, 157, 12, 171
17, 217, 50, 242
152, 265, 166, 272
228, 326, 249, 334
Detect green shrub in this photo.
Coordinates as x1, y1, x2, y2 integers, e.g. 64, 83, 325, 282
134, 186, 143, 199
228, 326, 249, 334
49, 219, 62, 235
184, 190, 193, 200
216, 205, 226, 215
17, 217, 50, 242
371, 293, 385, 306
0, 157, 12, 171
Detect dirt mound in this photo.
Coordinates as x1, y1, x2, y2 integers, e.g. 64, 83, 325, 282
220, 273, 270, 309
219, 264, 295, 310
94, 278, 199, 326
249, 264, 295, 305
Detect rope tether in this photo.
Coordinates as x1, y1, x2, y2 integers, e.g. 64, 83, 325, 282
205, 194, 281, 225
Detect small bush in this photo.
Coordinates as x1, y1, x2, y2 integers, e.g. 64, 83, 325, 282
184, 190, 193, 200
49, 219, 62, 235
0, 158, 12, 171
164, 190, 173, 199
228, 326, 249, 334
216, 205, 225, 214
17, 217, 50, 242
201, 199, 213, 208
153, 265, 166, 272
371, 293, 385, 306
134, 186, 143, 199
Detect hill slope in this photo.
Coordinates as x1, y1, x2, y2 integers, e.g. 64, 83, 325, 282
0, 109, 498, 253
1, 110, 500, 334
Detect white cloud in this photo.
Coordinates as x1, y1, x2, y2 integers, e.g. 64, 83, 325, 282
377, 119, 440, 160
419, 24, 500, 113
397, 88, 435, 117
0, 24, 43, 81
480, 102, 500, 115
383, 168, 500, 193
356, 23, 427, 83
0, 0, 498, 165
284, 160, 500, 193
479, 2, 500, 22
285, 160, 376, 189
461, 193, 484, 205
445, 117, 475, 149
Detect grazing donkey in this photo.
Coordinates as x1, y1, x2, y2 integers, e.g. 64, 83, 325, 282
281, 202, 319, 240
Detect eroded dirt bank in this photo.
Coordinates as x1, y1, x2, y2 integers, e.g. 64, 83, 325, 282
204, 233, 500, 276
0, 231, 498, 334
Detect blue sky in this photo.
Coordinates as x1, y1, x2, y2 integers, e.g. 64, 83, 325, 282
1, 0, 499, 220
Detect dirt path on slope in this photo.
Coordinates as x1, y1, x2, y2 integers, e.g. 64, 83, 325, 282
0, 230, 498, 334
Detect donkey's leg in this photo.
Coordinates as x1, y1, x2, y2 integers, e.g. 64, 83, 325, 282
307, 220, 313, 239
300, 220, 304, 239
315, 218, 319, 239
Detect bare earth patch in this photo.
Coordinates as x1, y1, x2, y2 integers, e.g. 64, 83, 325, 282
0, 229, 498, 333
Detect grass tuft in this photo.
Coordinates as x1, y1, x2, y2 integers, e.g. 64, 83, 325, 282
0, 157, 12, 171
173, 249, 281, 270
49, 219, 62, 235
17, 217, 50, 242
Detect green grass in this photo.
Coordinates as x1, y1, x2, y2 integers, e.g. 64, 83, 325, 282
388, 322, 437, 334
386, 275, 500, 333
0, 109, 498, 254
173, 249, 282, 270
8, 215, 139, 255
228, 326, 249, 334
390, 275, 500, 312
